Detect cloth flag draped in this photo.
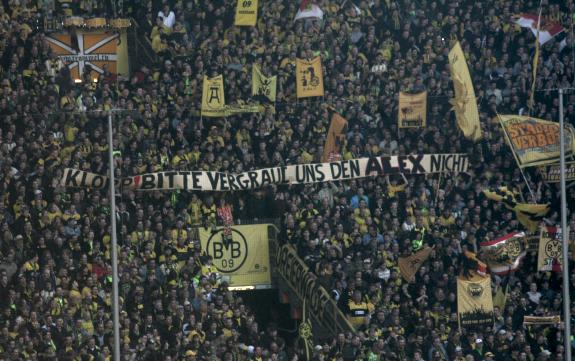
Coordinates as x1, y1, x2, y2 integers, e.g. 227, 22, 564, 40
462, 250, 487, 277
514, 14, 564, 45
537, 226, 564, 272
528, 9, 541, 110
296, 57, 324, 98
201, 75, 226, 117
539, 161, 575, 183
448, 41, 482, 142
499, 114, 575, 168
294, 0, 323, 21
457, 274, 494, 329
398, 91, 427, 128
234, 0, 258, 26
483, 187, 550, 232
398, 247, 433, 283
523, 315, 561, 325
492, 278, 509, 311
252, 65, 277, 102
480, 232, 527, 275
321, 112, 348, 162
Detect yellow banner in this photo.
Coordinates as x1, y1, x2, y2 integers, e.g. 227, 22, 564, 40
398, 246, 432, 282
457, 274, 494, 329
538, 226, 564, 272
199, 224, 271, 288
539, 161, 575, 183
235, 0, 258, 26
500, 114, 575, 167
296, 57, 324, 98
398, 91, 427, 128
252, 65, 277, 102
449, 41, 482, 141
275, 243, 355, 334
523, 315, 561, 325
321, 112, 348, 162
201, 75, 226, 117
492, 283, 508, 311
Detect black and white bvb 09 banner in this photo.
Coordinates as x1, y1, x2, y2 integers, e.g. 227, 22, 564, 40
61, 153, 469, 192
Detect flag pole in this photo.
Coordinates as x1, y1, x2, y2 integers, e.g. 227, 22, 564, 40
528, 1, 543, 114
558, 88, 572, 361
497, 115, 536, 200
107, 113, 121, 361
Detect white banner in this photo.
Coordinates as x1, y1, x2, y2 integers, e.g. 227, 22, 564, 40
61, 153, 469, 191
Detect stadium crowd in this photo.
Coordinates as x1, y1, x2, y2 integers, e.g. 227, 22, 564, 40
1, 0, 575, 360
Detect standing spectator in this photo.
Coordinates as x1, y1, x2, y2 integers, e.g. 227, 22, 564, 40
157, 2, 175, 30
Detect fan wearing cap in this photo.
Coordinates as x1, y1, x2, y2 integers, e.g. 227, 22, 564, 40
452, 345, 465, 361
495, 329, 510, 355
469, 338, 485, 361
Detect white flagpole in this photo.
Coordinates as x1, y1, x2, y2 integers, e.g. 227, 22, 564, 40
559, 88, 572, 361
108, 113, 121, 361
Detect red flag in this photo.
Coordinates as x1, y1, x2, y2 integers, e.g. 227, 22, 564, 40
514, 14, 564, 45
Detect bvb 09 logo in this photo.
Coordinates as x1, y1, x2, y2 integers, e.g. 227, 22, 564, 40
206, 229, 248, 273
544, 240, 562, 258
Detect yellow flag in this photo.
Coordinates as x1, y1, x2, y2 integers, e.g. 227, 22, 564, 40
457, 274, 494, 329
529, 10, 541, 110
448, 41, 481, 141
234, 0, 258, 26
201, 75, 226, 117
252, 65, 277, 102
398, 91, 427, 128
492, 283, 508, 311
198, 224, 271, 288
296, 57, 324, 98
321, 112, 348, 162
398, 247, 432, 283
537, 226, 564, 272
483, 187, 550, 233
499, 114, 575, 167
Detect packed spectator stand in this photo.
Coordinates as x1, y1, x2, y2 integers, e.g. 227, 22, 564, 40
1, 0, 575, 360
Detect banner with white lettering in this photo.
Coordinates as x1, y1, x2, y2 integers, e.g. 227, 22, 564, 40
60, 153, 469, 191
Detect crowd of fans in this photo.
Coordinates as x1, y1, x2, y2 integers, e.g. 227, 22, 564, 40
1, 0, 575, 360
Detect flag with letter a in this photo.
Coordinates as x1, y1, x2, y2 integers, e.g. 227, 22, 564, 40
296, 57, 324, 98
235, 0, 258, 26
252, 65, 277, 102
201, 75, 226, 117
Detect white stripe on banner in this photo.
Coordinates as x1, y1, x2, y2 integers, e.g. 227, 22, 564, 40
61, 153, 469, 192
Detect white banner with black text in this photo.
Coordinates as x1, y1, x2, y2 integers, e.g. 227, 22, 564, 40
61, 153, 469, 191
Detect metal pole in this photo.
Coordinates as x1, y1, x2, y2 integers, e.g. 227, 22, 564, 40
559, 88, 572, 361
108, 113, 121, 361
